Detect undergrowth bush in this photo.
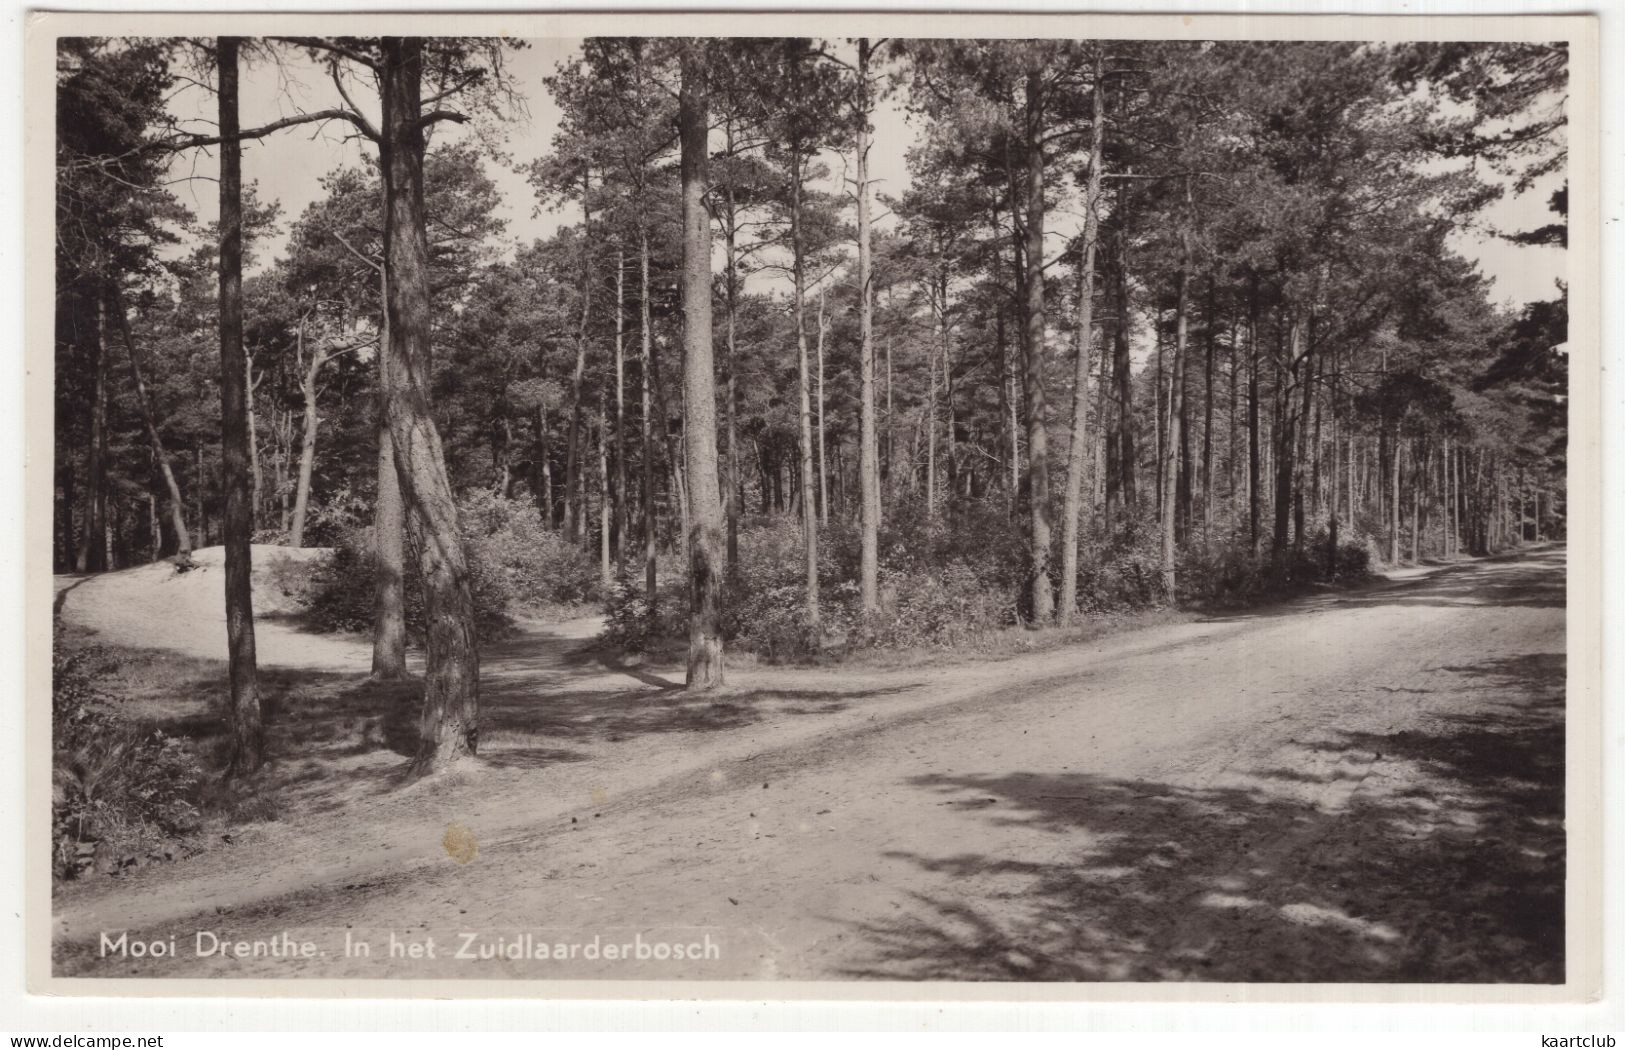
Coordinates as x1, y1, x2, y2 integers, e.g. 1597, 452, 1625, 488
598, 497, 1377, 664
52, 626, 206, 880
301, 492, 600, 640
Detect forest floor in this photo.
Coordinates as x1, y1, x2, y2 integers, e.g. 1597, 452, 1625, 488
51, 546, 1566, 982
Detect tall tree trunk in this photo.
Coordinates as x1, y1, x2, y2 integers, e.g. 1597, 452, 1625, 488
1155, 316, 1165, 517
246, 350, 262, 532
563, 171, 592, 542
288, 321, 321, 549
1327, 341, 1340, 577
1058, 51, 1103, 625
534, 403, 553, 521
614, 248, 628, 577
1161, 247, 1189, 603
372, 423, 408, 679
373, 267, 408, 680
108, 282, 191, 557
722, 126, 743, 572
926, 327, 939, 520
147, 490, 159, 562
1272, 313, 1298, 552
1201, 277, 1216, 534
1094, 308, 1109, 517
816, 287, 829, 526
217, 37, 262, 777
856, 40, 880, 614
885, 333, 895, 494
1021, 71, 1053, 622
597, 402, 612, 585
1246, 280, 1261, 553
1229, 313, 1241, 518
197, 442, 208, 548
76, 297, 107, 574
790, 145, 820, 627
1445, 435, 1454, 559
1112, 192, 1137, 510
1410, 439, 1421, 563
1178, 334, 1193, 540
1292, 316, 1315, 551
640, 230, 658, 610
679, 45, 725, 689
380, 37, 479, 776
1389, 421, 1402, 564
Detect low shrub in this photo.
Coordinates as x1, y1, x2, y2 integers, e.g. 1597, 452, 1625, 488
300, 492, 602, 641
52, 627, 206, 880
1072, 507, 1169, 613
1175, 526, 1374, 608
599, 498, 1378, 664
856, 564, 1015, 650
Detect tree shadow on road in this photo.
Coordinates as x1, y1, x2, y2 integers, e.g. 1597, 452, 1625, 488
1197, 548, 1566, 625
842, 651, 1564, 982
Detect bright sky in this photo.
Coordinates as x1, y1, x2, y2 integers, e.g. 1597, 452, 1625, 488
163, 38, 1564, 310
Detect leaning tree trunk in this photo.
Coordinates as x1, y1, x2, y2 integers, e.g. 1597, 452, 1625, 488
217, 36, 263, 778
679, 44, 725, 690
1021, 71, 1053, 623
1058, 51, 1103, 625
380, 37, 479, 776
372, 268, 408, 680
108, 282, 191, 557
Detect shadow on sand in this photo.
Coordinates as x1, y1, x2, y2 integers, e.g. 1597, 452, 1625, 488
842, 650, 1564, 982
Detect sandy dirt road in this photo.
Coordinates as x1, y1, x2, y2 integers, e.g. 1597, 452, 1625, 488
56, 549, 1566, 983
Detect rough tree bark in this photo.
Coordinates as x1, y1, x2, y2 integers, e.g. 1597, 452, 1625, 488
1160, 243, 1189, 603
1058, 49, 1103, 625
1021, 69, 1053, 623
217, 37, 263, 778
679, 44, 725, 689
790, 138, 820, 627
379, 37, 480, 775
372, 267, 408, 680
856, 37, 880, 615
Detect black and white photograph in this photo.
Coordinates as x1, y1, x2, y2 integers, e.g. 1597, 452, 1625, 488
27, 11, 1599, 996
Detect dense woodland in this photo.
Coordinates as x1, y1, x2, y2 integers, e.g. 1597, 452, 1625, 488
56, 37, 1568, 779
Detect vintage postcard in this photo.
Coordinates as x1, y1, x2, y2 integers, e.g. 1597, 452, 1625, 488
24, 10, 1601, 1001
